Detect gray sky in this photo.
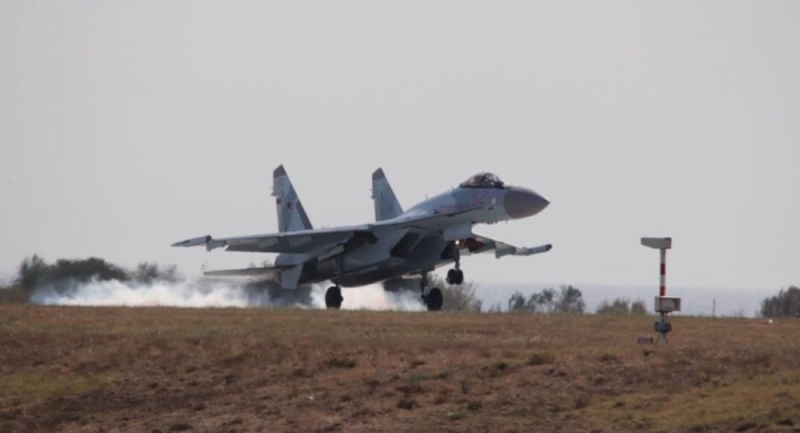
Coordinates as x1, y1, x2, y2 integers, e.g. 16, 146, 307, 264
2, 1, 798, 292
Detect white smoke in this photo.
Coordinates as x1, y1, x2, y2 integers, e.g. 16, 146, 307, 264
31, 278, 265, 308
30, 277, 426, 311
321, 285, 426, 312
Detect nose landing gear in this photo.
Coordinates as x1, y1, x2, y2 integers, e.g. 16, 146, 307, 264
446, 245, 465, 285
446, 268, 464, 285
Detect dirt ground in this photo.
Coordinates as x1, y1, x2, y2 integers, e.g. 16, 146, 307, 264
1, 305, 798, 433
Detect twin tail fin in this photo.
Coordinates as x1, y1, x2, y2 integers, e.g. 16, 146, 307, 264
272, 165, 313, 233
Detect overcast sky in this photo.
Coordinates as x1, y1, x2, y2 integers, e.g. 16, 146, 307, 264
2, 1, 798, 292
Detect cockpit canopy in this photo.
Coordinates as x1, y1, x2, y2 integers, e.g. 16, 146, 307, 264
459, 172, 506, 189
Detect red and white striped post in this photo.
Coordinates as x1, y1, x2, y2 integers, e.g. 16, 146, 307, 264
641, 237, 679, 343
660, 248, 666, 297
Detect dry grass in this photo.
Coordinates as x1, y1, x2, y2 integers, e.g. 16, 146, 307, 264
1, 305, 799, 433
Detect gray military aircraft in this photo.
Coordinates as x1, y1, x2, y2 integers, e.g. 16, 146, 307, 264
172, 166, 551, 311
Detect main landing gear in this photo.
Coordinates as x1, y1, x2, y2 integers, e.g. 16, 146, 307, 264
325, 285, 343, 309
420, 274, 443, 312
326, 255, 344, 309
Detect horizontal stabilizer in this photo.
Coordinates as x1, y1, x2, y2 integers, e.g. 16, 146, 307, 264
279, 264, 303, 290
204, 266, 287, 277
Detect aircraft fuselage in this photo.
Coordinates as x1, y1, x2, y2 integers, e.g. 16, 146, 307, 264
274, 184, 548, 288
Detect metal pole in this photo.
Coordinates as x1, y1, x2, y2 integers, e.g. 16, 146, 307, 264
641, 237, 677, 344
657, 247, 668, 343
660, 248, 666, 297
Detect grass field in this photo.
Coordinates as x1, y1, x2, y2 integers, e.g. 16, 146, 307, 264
1, 305, 798, 433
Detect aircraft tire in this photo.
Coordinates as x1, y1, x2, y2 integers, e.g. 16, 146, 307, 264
427, 288, 443, 311
325, 286, 343, 309
447, 269, 465, 285
446, 269, 457, 285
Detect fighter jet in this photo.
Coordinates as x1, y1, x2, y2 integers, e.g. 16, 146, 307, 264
172, 166, 551, 311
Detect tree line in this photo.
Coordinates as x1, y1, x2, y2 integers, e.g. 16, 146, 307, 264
1, 255, 180, 303
507, 285, 586, 314
761, 286, 800, 317
503, 286, 648, 315
2, 255, 799, 316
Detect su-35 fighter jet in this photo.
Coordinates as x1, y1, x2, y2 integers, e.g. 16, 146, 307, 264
172, 166, 551, 311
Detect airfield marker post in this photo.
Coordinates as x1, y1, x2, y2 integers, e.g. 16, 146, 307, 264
659, 248, 666, 297
641, 237, 681, 344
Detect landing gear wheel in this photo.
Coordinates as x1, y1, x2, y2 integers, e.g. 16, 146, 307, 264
426, 288, 443, 311
325, 286, 343, 309
446, 269, 464, 285
446, 269, 456, 285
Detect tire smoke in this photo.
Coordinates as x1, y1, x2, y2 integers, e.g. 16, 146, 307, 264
30, 277, 426, 311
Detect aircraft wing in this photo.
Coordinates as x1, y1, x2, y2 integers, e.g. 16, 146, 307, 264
171, 207, 476, 255
464, 234, 552, 258
171, 225, 375, 254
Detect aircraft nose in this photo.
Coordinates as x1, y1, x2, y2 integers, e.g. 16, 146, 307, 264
504, 187, 550, 219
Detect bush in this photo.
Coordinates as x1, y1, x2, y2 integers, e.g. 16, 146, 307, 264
0, 286, 30, 303
9, 255, 189, 301
131, 262, 180, 284
13, 256, 188, 293
427, 274, 482, 312
15, 255, 49, 290
631, 300, 648, 315
509, 285, 585, 314
596, 298, 648, 315
47, 258, 129, 284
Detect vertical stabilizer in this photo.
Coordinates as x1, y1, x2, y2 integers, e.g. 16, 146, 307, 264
371, 168, 404, 221
272, 165, 313, 233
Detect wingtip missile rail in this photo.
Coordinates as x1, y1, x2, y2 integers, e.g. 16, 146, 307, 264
171, 235, 212, 248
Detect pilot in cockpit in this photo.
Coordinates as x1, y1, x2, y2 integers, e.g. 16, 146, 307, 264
459, 172, 506, 189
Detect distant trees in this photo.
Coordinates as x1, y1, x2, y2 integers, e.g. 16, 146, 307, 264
508, 285, 585, 314
16, 255, 128, 290
761, 286, 800, 317
48, 257, 129, 283
130, 262, 179, 284
631, 300, 647, 315
508, 292, 526, 311
486, 303, 503, 313
596, 298, 648, 315
16, 255, 49, 290
13, 255, 180, 293
556, 285, 585, 314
